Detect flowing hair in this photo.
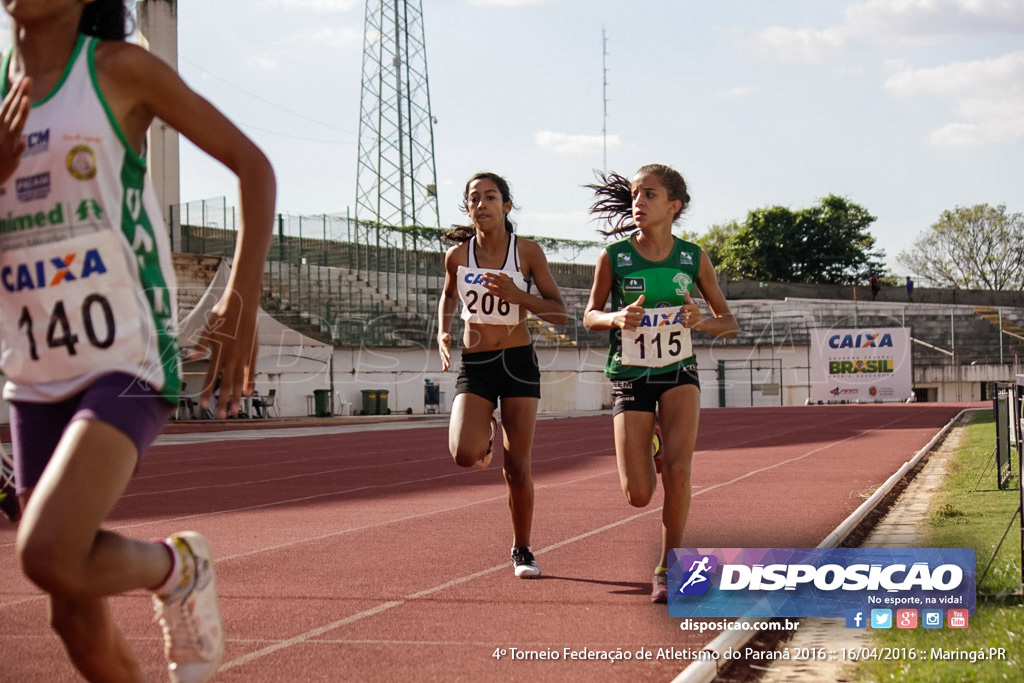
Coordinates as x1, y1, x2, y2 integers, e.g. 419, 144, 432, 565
79, 0, 133, 40
443, 171, 516, 243
586, 164, 691, 237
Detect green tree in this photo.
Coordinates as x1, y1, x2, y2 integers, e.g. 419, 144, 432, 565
694, 220, 741, 270
721, 195, 884, 285
897, 204, 1024, 290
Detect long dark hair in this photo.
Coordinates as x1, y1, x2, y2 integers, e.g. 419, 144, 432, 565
586, 163, 691, 237
443, 171, 516, 243
79, 0, 133, 40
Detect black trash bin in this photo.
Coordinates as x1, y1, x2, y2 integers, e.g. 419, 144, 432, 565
424, 382, 440, 413
313, 389, 331, 417
376, 390, 390, 415
360, 389, 378, 415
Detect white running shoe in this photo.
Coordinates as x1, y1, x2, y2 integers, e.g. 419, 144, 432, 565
512, 546, 541, 578
153, 532, 224, 683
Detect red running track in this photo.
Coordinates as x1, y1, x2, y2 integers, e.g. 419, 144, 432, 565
0, 403, 972, 682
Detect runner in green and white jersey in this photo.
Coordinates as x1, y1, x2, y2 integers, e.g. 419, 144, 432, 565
583, 164, 738, 603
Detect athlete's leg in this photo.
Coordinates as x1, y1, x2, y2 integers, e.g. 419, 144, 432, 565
497, 396, 539, 548
16, 419, 172, 680
655, 384, 701, 569
47, 594, 144, 682
612, 409, 658, 508
449, 392, 498, 469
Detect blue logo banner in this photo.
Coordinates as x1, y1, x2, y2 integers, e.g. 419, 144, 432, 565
667, 548, 975, 618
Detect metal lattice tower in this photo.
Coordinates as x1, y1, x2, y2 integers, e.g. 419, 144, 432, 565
355, 0, 440, 229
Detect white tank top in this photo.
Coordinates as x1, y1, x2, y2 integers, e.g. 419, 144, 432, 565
0, 35, 181, 403
456, 232, 530, 325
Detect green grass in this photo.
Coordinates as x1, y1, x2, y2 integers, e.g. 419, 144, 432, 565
856, 410, 1024, 683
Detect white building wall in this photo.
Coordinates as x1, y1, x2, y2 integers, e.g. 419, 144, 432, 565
1, 345, 1010, 425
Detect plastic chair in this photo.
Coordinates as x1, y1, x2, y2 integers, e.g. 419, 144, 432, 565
176, 395, 196, 420
262, 389, 280, 418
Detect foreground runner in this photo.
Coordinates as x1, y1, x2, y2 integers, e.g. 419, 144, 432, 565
0, 1, 274, 680
583, 164, 738, 602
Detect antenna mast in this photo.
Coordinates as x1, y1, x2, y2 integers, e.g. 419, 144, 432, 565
602, 27, 609, 172
355, 0, 440, 229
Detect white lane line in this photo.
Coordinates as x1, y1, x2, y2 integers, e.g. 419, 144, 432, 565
220, 506, 661, 672
220, 417, 917, 672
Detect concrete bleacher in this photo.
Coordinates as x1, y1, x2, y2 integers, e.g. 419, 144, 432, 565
171, 252, 222, 317
713, 298, 1024, 368
169, 250, 1024, 370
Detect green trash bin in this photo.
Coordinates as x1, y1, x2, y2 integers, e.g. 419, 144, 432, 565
313, 389, 331, 417
377, 389, 390, 415
361, 389, 378, 415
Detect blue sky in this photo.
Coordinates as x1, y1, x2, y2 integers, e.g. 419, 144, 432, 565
4, 1, 1022, 272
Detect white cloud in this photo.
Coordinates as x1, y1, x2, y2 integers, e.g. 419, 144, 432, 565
885, 51, 1024, 145
258, 0, 360, 11
749, 0, 1024, 64
750, 26, 849, 63
884, 50, 1024, 95
534, 131, 621, 155
846, 0, 1024, 39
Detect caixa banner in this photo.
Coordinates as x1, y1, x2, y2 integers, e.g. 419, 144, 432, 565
667, 548, 975, 618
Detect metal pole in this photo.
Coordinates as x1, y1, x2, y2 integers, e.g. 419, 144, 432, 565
1000, 308, 1004, 366
951, 308, 961, 401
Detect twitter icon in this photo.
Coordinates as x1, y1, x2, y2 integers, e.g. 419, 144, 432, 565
871, 609, 892, 629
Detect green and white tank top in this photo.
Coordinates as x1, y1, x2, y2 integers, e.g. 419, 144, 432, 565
0, 35, 181, 403
604, 235, 701, 379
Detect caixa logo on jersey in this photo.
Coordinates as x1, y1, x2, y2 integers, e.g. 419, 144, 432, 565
666, 548, 976, 619
1, 249, 108, 293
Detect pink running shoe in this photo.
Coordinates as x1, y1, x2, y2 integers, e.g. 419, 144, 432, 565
153, 532, 224, 683
652, 571, 668, 603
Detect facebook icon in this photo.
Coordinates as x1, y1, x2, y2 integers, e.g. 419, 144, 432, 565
845, 609, 866, 629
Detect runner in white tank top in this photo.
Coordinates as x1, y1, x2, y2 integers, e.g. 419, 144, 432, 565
437, 172, 567, 578
0, 2, 275, 680
0, 34, 179, 403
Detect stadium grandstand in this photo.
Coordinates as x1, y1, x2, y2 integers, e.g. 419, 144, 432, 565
169, 200, 1024, 417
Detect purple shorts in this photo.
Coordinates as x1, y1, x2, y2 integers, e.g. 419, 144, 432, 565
9, 372, 174, 495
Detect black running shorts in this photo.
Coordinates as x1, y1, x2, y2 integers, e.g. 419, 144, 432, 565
610, 365, 700, 415
454, 344, 541, 405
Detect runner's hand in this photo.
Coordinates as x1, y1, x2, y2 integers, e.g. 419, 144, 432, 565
195, 288, 259, 418
438, 332, 452, 372
614, 294, 645, 331
0, 77, 30, 185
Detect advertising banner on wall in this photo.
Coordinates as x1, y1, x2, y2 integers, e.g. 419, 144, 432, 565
810, 327, 913, 403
